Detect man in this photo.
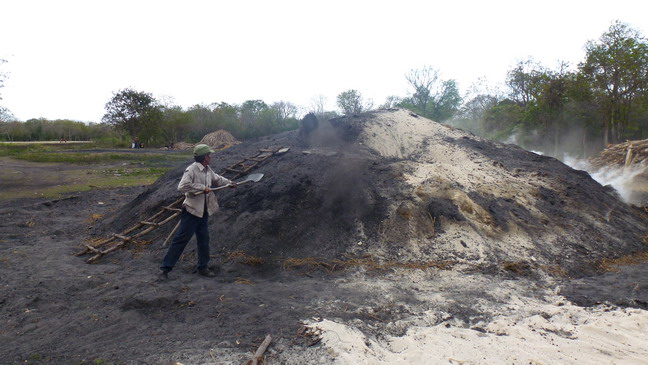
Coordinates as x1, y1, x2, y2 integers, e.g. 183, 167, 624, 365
159, 144, 235, 280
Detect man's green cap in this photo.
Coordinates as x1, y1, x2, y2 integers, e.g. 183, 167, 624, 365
193, 144, 215, 157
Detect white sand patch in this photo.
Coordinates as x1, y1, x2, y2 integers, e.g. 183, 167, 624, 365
309, 301, 648, 365
356, 109, 608, 268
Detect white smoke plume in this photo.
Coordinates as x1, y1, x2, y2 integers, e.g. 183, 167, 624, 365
562, 154, 646, 205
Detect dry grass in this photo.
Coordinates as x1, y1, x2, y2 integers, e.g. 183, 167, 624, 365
502, 261, 532, 275
226, 250, 265, 266
87, 213, 103, 224
130, 239, 153, 253
597, 251, 648, 272
282, 254, 455, 272
539, 264, 569, 277
234, 278, 255, 285
396, 205, 414, 220
198, 130, 240, 149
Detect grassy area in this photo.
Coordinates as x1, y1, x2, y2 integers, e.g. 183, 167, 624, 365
0, 142, 193, 201
0, 174, 163, 201
0, 142, 192, 164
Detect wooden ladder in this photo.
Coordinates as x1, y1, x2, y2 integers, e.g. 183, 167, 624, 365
224, 147, 289, 178
76, 198, 184, 263
77, 146, 289, 263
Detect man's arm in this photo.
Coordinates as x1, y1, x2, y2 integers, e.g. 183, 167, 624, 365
177, 165, 206, 193
210, 170, 233, 188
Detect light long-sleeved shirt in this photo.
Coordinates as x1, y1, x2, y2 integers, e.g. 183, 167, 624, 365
178, 162, 232, 218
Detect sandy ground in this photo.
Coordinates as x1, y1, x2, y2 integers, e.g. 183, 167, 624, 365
2, 110, 648, 364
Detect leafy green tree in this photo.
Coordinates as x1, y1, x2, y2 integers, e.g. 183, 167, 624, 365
102, 88, 162, 142
506, 58, 546, 107
580, 20, 648, 145
336, 89, 372, 115
159, 105, 192, 147
0, 106, 14, 122
404, 66, 439, 115
0, 59, 14, 121
309, 95, 339, 121
380, 95, 401, 109
400, 66, 462, 121
482, 99, 525, 141
271, 101, 300, 130
432, 79, 462, 121
0, 121, 25, 141
0, 59, 6, 101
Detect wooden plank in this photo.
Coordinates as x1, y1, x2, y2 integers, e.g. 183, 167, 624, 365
87, 241, 128, 263
156, 212, 180, 226
162, 221, 181, 248
131, 225, 157, 240
81, 243, 101, 253
123, 223, 144, 236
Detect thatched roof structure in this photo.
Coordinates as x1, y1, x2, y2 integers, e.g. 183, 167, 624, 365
199, 129, 240, 150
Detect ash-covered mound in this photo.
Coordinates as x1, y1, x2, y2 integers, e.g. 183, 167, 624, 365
96, 109, 647, 276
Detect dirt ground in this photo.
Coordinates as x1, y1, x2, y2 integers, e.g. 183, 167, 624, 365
2, 186, 648, 365
2, 110, 648, 364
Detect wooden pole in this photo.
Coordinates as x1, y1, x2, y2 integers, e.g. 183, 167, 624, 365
246, 334, 272, 365
162, 220, 181, 248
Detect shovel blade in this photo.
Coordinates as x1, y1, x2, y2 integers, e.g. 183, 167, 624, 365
241, 173, 264, 183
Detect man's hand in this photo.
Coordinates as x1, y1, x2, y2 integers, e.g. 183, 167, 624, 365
203, 187, 211, 193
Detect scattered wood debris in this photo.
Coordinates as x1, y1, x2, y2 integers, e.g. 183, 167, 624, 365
590, 139, 648, 168
244, 334, 272, 365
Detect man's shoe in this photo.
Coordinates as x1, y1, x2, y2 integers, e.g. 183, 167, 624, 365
197, 268, 217, 277
158, 270, 170, 281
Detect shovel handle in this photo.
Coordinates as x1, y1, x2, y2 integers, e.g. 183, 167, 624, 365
191, 182, 242, 196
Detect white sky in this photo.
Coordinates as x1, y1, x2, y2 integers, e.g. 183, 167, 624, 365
1, 0, 647, 123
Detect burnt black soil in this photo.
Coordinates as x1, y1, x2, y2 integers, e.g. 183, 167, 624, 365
0, 187, 399, 364
2, 112, 648, 363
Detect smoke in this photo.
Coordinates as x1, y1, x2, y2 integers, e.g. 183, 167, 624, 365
440, 118, 646, 205
562, 154, 647, 205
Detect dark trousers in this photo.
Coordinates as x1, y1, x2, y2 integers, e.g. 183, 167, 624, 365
161, 208, 210, 272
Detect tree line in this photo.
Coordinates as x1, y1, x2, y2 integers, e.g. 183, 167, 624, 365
2, 21, 647, 158
100, 90, 304, 147
454, 20, 648, 158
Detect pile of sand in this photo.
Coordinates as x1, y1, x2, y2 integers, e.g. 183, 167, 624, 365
198, 129, 240, 150
309, 295, 648, 364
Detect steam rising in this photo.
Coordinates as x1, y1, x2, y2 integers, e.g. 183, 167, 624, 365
562, 154, 646, 205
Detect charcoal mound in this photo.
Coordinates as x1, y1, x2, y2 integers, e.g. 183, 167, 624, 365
94, 109, 648, 276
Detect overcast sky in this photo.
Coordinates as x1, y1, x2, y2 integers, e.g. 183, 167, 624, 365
1, 0, 647, 123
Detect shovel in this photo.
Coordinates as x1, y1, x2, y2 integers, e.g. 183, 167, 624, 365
192, 173, 264, 195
